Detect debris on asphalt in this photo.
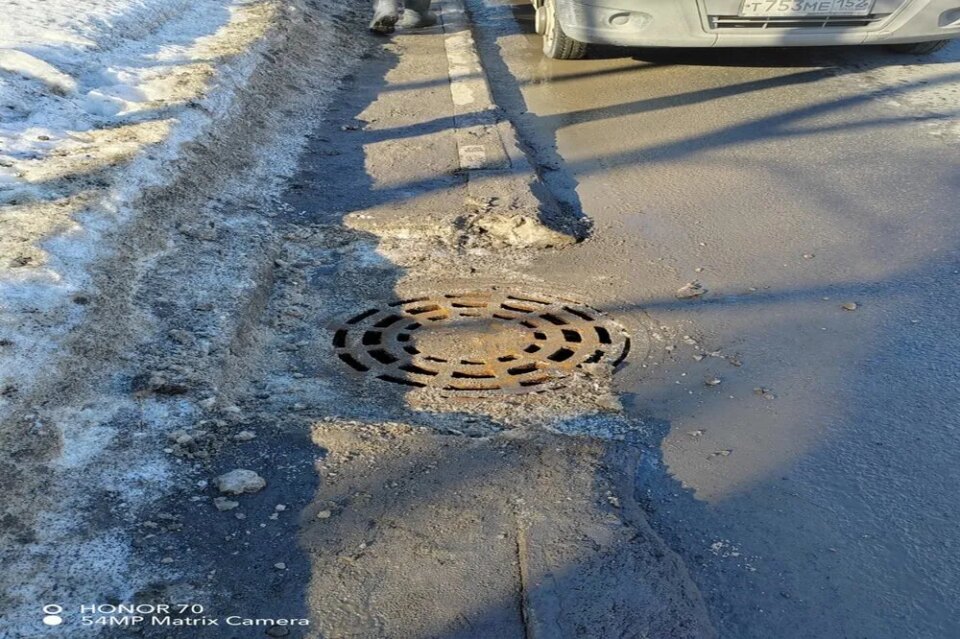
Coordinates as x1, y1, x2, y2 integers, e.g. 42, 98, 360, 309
215, 469, 266, 495
841, 302, 859, 311
676, 281, 707, 300
213, 497, 239, 512
753, 387, 777, 400
469, 212, 576, 249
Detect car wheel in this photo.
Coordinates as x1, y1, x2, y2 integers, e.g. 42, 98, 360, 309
885, 40, 949, 55
541, 0, 586, 60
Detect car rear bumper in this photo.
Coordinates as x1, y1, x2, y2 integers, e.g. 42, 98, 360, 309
556, 0, 960, 47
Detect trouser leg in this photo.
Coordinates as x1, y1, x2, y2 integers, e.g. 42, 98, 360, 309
369, 0, 400, 33
400, 0, 437, 28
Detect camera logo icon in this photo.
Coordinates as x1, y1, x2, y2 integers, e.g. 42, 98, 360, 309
42, 605, 63, 626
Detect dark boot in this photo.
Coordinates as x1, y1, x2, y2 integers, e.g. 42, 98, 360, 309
400, 0, 437, 28
369, 0, 400, 33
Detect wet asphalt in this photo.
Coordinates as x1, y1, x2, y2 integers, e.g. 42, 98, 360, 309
466, 1, 960, 637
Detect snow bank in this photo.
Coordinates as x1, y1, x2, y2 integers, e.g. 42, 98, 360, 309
0, 0, 282, 415
0, 0, 248, 193
1, 1, 365, 634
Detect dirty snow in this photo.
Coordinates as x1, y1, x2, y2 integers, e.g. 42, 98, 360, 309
0, 0, 305, 632
5, 397, 179, 633
0, 0, 279, 418
0, 0, 369, 631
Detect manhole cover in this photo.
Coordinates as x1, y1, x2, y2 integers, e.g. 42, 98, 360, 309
332, 291, 630, 395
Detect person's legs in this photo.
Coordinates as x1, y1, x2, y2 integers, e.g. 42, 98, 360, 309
399, 0, 437, 28
369, 0, 400, 33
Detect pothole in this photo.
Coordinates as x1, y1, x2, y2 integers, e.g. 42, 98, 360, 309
332, 290, 630, 395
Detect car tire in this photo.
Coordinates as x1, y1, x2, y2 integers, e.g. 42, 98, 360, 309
885, 40, 950, 55
542, 0, 587, 60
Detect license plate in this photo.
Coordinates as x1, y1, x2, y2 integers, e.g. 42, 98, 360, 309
739, 0, 874, 17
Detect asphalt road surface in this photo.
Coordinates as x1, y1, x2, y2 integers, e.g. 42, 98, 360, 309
466, 1, 960, 637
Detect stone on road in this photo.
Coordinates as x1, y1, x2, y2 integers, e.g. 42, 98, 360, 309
215, 469, 267, 495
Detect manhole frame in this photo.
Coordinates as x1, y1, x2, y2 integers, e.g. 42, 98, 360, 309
331, 289, 631, 397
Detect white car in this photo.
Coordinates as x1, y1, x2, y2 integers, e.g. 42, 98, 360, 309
532, 0, 960, 58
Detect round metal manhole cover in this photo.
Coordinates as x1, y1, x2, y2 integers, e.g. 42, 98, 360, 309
332, 291, 630, 395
